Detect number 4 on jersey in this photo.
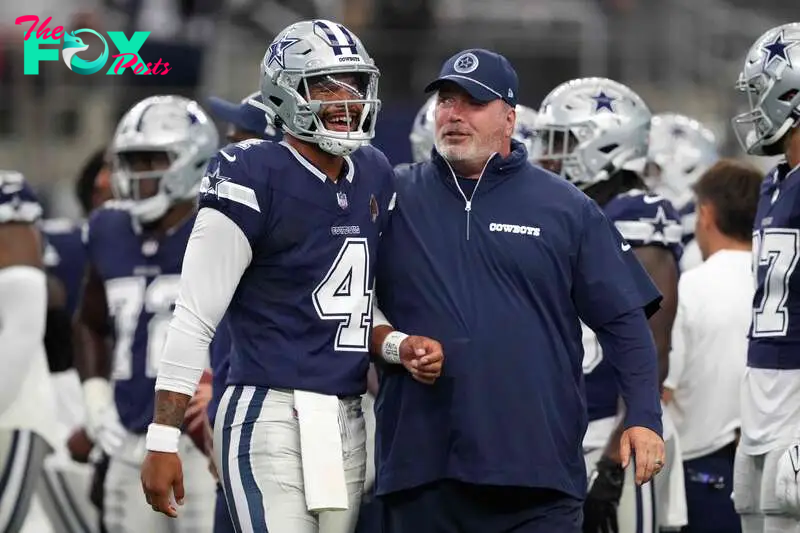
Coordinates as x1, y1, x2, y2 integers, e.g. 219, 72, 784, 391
313, 237, 373, 351
753, 228, 800, 337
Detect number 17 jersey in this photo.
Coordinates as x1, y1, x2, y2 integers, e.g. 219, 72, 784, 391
743, 162, 800, 454
198, 140, 395, 397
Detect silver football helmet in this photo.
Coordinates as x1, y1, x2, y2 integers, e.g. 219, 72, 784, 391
110, 95, 219, 224
260, 19, 380, 157
532, 77, 651, 188
733, 23, 800, 156
513, 104, 538, 158
645, 113, 719, 208
409, 95, 437, 163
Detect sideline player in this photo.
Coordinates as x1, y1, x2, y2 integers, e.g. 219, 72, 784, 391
533, 77, 685, 533
73, 95, 219, 533
730, 21, 800, 533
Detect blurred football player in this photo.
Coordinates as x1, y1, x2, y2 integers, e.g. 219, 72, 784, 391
36, 150, 114, 533
0, 170, 60, 533
208, 91, 283, 145
409, 94, 539, 163
730, 21, 800, 533
533, 77, 686, 533
140, 19, 406, 533
73, 95, 219, 533
645, 113, 719, 271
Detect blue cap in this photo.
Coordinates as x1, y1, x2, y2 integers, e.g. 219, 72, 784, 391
207, 92, 280, 139
425, 49, 518, 107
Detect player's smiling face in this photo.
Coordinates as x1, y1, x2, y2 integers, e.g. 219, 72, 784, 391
433, 83, 510, 165
305, 73, 367, 133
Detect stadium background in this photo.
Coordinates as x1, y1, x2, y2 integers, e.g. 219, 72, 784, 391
0, 0, 791, 219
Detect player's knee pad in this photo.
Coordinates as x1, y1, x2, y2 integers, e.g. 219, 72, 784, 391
44, 307, 74, 372
0, 430, 52, 533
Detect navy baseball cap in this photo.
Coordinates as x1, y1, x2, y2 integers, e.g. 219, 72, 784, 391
425, 49, 518, 107
207, 91, 279, 139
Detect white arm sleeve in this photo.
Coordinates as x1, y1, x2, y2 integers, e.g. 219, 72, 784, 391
372, 298, 393, 328
155, 208, 252, 397
0, 266, 47, 412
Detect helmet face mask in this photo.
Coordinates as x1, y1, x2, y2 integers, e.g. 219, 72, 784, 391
110, 95, 219, 224
260, 20, 381, 157
732, 23, 800, 156
532, 77, 651, 189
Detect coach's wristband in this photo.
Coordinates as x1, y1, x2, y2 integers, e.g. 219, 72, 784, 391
145, 423, 181, 453
381, 331, 408, 364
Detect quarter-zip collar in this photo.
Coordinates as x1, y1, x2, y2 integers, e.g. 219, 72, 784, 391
431, 139, 529, 240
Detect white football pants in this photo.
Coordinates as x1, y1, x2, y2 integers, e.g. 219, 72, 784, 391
103, 431, 215, 533
734, 447, 800, 533
215, 386, 366, 533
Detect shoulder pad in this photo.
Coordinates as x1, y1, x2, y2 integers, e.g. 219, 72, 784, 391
0, 170, 42, 224
605, 190, 683, 247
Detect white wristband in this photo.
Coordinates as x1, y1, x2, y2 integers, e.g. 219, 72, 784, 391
381, 331, 408, 364
145, 423, 182, 453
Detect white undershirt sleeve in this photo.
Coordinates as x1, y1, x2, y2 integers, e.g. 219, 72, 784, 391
0, 266, 47, 412
155, 207, 252, 397
663, 295, 688, 391
372, 298, 393, 329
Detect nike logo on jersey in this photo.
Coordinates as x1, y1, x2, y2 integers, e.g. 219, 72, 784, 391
642, 195, 664, 204
621, 242, 631, 251
220, 150, 236, 162
488, 222, 541, 237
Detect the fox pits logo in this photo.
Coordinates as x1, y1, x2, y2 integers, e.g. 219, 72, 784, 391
16, 15, 171, 75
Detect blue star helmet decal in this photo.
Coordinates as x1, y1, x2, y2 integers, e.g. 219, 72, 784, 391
267, 36, 301, 69
591, 91, 616, 112
762, 30, 798, 70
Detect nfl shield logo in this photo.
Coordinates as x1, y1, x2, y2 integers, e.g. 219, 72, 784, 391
337, 191, 349, 209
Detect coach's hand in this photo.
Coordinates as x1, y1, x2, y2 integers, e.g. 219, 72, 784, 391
141, 451, 184, 518
620, 426, 665, 485
400, 336, 444, 385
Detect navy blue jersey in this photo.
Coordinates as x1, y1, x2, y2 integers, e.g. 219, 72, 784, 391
42, 218, 87, 316
749, 164, 800, 369
0, 171, 42, 224
584, 189, 683, 422
198, 140, 394, 396
207, 312, 231, 426
374, 143, 661, 499
85, 202, 195, 433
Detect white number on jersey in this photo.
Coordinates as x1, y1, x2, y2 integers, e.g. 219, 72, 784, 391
753, 228, 800, 337
581, 322, 603, 374
312, 237, 373, 351
105, 275, 181, 380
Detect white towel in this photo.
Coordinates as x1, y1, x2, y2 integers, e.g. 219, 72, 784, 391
294, 390, 349, 512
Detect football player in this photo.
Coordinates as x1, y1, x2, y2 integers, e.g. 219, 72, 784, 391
73, 95, 219, 533
532, 77, 685, 533
409, 94, 539, 163
645, 113, 719, 271
0, 170, 60, 532
140, 19, 419, 533
730, 21, 800, 533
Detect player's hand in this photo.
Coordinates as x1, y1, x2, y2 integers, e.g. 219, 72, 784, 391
620, 426, 665, 485
583, 456, 624, 533
141, 451, 184, 518
67, 427, 94, 463
775, 441, 800, 516
399, 336, 444, 385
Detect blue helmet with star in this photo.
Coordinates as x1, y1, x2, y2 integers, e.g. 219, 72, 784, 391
259, 19, 381, 157
531, 77, 651, 189
733, 23, 800, 156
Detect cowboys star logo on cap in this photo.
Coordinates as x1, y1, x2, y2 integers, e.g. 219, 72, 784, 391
453, 53, 479, 74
